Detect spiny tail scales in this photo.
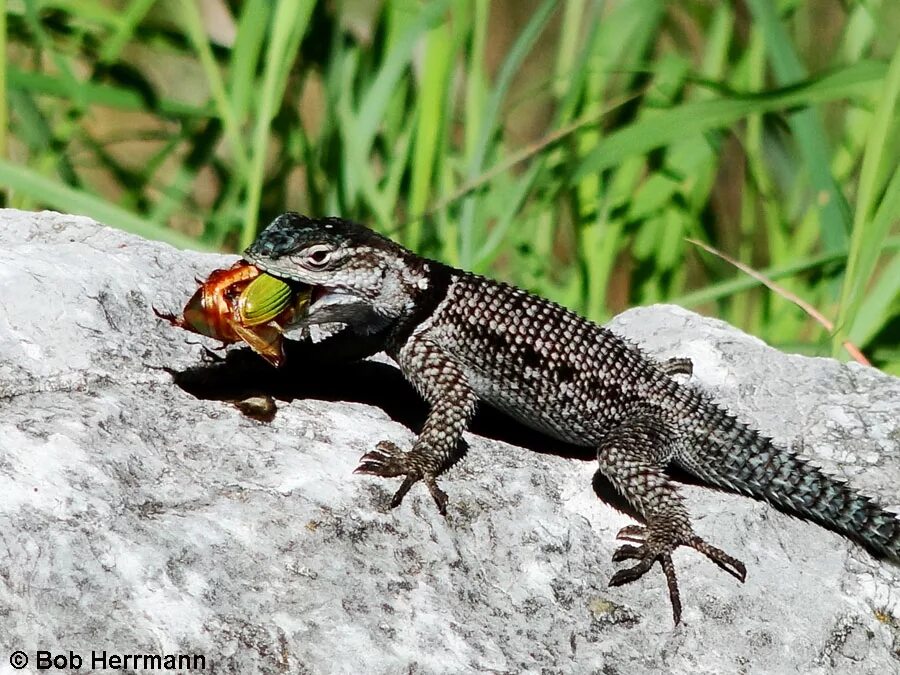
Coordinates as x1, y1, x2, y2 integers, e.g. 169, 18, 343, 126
674, 401, 900, 561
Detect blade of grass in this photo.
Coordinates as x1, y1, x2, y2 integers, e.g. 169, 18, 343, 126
464, 90, 647, 267
834, 43, 900, 355
176, 0, 249, 173
0, 0, 6, 163
747, 0, 853, 251
573, 1, 665, 319
458, 0, 558, 268
554, 0, 585, 100
0, 159, 211, 250
473, 163, 542, 271
99, 0, 156, 63
844, 163, 900, 334
672, 235, 900, 306
240, 0, 315, 250
147, 120, 222, 227
849, 252, 900, 349
21, 0, 87, 110
839, 3, 877, 62
356, 0, 452, 152
364, 126, 415, 232
742, 27, 788, 265
406, 19, 453, 250
40, 0, 123, 26
7, 66, 214, 117
8, 88, 80, 187
463, 0, 488, 165
428, 89, 642, 219
573, 61, 887, 180
339, 0, 452, 212
687, 238, 870, 365
228, 0, 271, 123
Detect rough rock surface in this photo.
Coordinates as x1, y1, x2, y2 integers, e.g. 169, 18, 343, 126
1, 208, 899, 674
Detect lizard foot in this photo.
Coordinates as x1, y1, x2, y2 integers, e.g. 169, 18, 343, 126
608, 524, 746, 624
354, 441, 448, 515
659, 356, 693, 378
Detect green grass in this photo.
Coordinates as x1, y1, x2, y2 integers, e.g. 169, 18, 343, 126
2, 0, 899, 371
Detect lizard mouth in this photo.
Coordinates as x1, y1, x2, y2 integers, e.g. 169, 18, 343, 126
310, 285, 328, 305
308, 285, 356, 312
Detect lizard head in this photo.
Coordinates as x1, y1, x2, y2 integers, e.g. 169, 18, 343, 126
243, 213, 428, 330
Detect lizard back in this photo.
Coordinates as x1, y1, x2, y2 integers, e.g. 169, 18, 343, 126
414, 269, 679, 446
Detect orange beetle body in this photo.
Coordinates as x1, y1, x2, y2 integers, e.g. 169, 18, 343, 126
156, 261, 306, 367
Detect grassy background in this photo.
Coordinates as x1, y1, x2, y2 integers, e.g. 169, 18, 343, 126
2, 0, 899, 371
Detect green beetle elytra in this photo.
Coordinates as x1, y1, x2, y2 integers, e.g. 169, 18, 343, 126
237, 273, 294, 326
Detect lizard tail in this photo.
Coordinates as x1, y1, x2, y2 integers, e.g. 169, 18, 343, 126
674, 403, 900, 561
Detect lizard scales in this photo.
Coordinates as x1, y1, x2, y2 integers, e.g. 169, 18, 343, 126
244, 212, 900, 624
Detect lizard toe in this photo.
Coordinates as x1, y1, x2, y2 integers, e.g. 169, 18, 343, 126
608, 545, 684, 625
608, 556, 655, 587
660, 554, 683, 625
354, 442, 449, 515
353, 441, 408, 477
385, 474, 447, 515
616, 524, 647, 543
611, 543, 646, 562
688, 535, 747, 582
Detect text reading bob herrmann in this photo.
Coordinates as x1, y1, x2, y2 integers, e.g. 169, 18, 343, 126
8, 649, 206, 671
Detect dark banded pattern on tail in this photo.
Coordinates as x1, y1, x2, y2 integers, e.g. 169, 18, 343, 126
674, 402, 900, 561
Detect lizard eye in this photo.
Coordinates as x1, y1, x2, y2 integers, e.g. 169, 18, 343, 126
304, 245, 332, 268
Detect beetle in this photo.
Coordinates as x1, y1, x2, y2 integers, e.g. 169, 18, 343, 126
156, 261, 308, 367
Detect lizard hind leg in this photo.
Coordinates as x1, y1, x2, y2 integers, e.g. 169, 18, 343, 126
596, 416, 746, 624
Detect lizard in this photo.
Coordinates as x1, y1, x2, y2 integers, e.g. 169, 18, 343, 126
242, 212, 900, 624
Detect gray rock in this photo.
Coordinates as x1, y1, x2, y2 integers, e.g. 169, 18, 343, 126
1, 208, 898, 674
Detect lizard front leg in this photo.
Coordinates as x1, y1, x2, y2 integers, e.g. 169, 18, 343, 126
354, 337, 477, 515
597, 415, 746, 624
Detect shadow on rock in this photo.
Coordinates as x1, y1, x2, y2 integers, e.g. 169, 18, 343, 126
169, 340, 663, 520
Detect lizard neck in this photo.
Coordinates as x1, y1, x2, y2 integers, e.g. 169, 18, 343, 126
385, 255, 455, 351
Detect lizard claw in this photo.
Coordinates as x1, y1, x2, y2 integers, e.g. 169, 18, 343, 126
608, 555, 656, 587
609, 525, 660, 586
660, 356, 693, 378
616, 524, 647, 543
660, 555, 682, 625
611, 543, 645, 562
607, 525, 745, 624
688, 535, 747, 582
354, 441, 408, 477
353, 441, 448, 515
608, 546, 683, 625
